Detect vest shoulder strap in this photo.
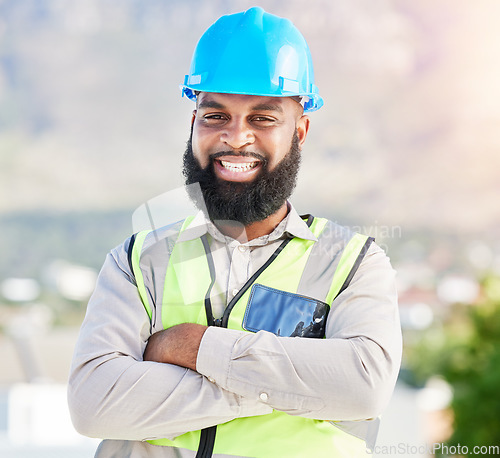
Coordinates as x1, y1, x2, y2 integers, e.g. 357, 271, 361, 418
325, 233, 374, 304
127, 230, 153, 319
127, 217, 193, 321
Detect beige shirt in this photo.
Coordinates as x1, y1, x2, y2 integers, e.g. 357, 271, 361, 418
68, 205, 402, 457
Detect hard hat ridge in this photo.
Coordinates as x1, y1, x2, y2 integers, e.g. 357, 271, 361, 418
181, 6, 323, 112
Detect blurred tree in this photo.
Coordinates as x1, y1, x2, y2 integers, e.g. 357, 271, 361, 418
407, 276, 500, 453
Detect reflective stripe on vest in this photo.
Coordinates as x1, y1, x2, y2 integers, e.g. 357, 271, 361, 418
130, 216, 374, 457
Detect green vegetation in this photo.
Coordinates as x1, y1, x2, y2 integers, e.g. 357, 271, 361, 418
406, 276, 500, 452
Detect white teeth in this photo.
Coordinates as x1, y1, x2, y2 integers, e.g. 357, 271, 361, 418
220, 161, 258, 172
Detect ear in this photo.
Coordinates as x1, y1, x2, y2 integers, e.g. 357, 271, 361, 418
191, 110, 197, 126
296, 115, 310, 147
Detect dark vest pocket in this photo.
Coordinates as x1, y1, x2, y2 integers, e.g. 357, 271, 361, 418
242, 284, 330, 338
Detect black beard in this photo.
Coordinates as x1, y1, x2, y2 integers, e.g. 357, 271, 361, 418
182, 131, 301, 226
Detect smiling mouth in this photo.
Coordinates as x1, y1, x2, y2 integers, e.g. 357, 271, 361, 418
213, 156, 263, 182
219, 160, 259, 172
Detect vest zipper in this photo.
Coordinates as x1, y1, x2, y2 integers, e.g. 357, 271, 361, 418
195, 316, 222, 457
196, 317, 222, 457
195, 220, 314, 457
196, 424, 217, 458
196, 237, 294, 457
196, 236, 220, 458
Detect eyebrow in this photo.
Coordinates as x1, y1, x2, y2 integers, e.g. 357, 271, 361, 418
197, 100, 225, 109
197, 99, 284, 113
250, 102, 283, 113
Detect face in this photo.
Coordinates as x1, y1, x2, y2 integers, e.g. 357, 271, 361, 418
191, 93, 309, 180
183, 93, 310, 225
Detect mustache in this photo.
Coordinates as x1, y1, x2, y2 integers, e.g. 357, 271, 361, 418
209, 150, 268, 165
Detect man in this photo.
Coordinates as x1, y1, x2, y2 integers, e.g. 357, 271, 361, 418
68, 7, 402, 458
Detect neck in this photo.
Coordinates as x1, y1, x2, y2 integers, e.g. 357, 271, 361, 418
214, 203, 289, 243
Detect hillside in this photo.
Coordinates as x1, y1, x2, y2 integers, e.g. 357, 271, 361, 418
0, 0, 499, 280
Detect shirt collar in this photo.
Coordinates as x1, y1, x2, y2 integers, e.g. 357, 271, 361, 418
176, 203, 317, 244
282, 205, 318, 242
176, 211, 210, 242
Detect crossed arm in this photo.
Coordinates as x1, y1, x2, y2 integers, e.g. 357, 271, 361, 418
68, 241, 402, 441
143, 322, 207, 370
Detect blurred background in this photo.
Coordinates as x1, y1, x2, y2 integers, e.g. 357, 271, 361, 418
1, 0, 499, 456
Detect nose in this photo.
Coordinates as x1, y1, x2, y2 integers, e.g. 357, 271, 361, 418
220, 118, 255, 149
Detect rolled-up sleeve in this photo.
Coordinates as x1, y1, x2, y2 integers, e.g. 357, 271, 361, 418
68, 241, 271, 442
196, 243, 402, 421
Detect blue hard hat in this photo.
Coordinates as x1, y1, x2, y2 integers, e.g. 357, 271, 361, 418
181, 6, 323, 112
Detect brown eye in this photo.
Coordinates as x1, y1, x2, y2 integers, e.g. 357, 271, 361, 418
251, 116, 275, 126
202, 114, 228, 125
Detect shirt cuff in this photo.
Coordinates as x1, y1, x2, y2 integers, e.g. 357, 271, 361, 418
197, 326, 273, 417
197, 326, 243, 389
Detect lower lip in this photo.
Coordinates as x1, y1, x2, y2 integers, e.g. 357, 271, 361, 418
214, 160, 261, 182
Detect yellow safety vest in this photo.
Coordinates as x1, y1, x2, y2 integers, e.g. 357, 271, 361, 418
130, 215, 374, 458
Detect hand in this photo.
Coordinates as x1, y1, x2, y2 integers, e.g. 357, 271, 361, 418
143, 323, 208, 371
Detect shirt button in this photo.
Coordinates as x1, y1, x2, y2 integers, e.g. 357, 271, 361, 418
259, 392, 269, 402
238, 245, 247, 252
207, 376, 215, 383
232, 289, 239, 297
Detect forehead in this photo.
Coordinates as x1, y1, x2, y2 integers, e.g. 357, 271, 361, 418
196, 92, 299, 115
